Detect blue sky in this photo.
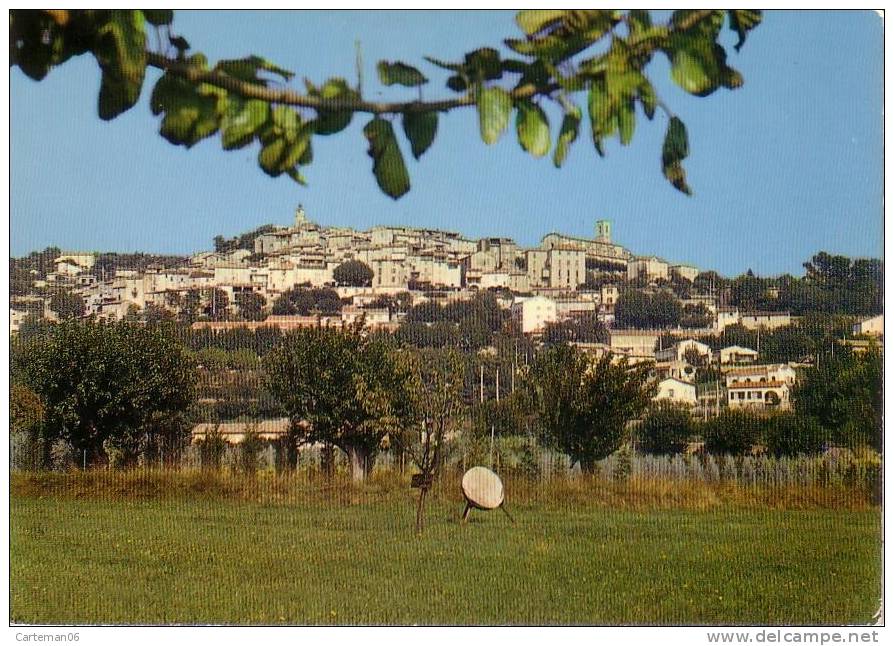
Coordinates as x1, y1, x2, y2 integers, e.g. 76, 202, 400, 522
10, 10, 883, 277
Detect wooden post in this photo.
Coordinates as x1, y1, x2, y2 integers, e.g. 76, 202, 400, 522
479, 364, 484, 403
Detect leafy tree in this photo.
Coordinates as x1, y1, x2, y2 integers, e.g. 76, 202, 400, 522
142, 303, 176, 324
683, 346, 707, 367
615, 289, 681, 329
648, 290, 683, 328
681, 302, 712, 328
10, 384, 46, 470
793, 346, 882, 451
527, 344, 653, 471
272, 286, 342, 316
12, 321, 197, 465
763, 412, 827, 457
333, 260, 374, 287
235, 290, 267, 321
542, 312, 608, 345
11, 9, 761, 199
614, 289, 652, 328
702, 409, 766, 455
49, 290, 86, 320
637, 401, 693, 455
263, 327, 411, 479
204, 288, 230, 320
179, 289, 202, 324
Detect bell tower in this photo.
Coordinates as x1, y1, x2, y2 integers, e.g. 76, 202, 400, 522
595, 219, 611, 243
294, 204, 308, 228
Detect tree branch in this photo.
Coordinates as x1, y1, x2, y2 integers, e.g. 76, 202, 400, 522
146, 51, 558, 115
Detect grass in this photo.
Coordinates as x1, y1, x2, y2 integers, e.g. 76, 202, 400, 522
10, 471, 882, 625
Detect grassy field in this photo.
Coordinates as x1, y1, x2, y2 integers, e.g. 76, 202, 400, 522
10, 472, 881, 625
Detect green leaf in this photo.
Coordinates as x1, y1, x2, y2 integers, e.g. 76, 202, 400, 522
661, 116, 692, 195
728, 10, 762, 52
553, 106, 580, 168
638, 79, 657, 120
286, 168, 308, 186
617, 98, 635, 146
152, 73, 219, 148
94, 10, 147, 120
220, 98, 269, 150
423, 56, 463, 72
516, 10, 567, 36
142, 9, 173, 26
477, 86, 512, 145
271, 105, 300, 139
251, 55, 294, 81
464, 48, 503, 81
377, 60, 428, 87
258, 138, 287, 177
587, 79, 614, 157
666, 10, 733, 97
446, 75, 468, 92
515, 100, 550, 158
306, 77, 357, 135
363, 118, 410, 199
670, 49, 714, 96
402, 111, 438, 159
506, 10, 619, 62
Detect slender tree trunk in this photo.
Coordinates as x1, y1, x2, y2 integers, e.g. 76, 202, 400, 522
345, 445, 372, 482
415, 486, 428, 534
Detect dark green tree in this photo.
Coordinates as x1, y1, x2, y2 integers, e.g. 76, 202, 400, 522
763, 412, 827, 457
702, 408, 766, 455
12, 321, 197, 465
527, 344, 653, 471
333, 260, 374, 287
793, 346, 882, 451
263, 327, 411, 479
637, 401, 693, 455
235, 291, 267, 321
272, 286, 342, 316
49, 290, 86, 320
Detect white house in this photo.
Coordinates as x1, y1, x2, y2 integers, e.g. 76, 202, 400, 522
853, 314, 883, 337
670, 264, 699, 282
510, 296, 557, 334
715, 306, 740, 331
724, 363, 797, 410
720, 345, 759, 365
740, 311, 792, 330
654, 378, 698, 406
627, 256, 669, 283
655, 338, 713, 363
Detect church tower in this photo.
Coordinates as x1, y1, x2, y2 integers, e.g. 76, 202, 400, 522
595, 219, 612, 243
294, 204, 308, 229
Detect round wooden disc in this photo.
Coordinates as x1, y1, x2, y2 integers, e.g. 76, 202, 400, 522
461, 466, 504, 510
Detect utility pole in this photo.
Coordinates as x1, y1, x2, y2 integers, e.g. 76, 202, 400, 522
479, 364, 484, 404
495, 367, 500, 403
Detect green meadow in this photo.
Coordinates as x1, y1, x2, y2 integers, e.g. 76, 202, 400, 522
10, 472, 880, 625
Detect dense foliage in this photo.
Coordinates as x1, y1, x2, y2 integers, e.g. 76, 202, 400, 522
271, 286, 343, 316
333, 260, 374, 287
263, 327, 413, 479
12, 321, 197, 466
637, 401, 693, 455
527, 344, 653, 470
614, 289, 683, 329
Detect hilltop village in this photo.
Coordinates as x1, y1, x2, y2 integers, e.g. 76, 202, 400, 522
10, 206, 883, 416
